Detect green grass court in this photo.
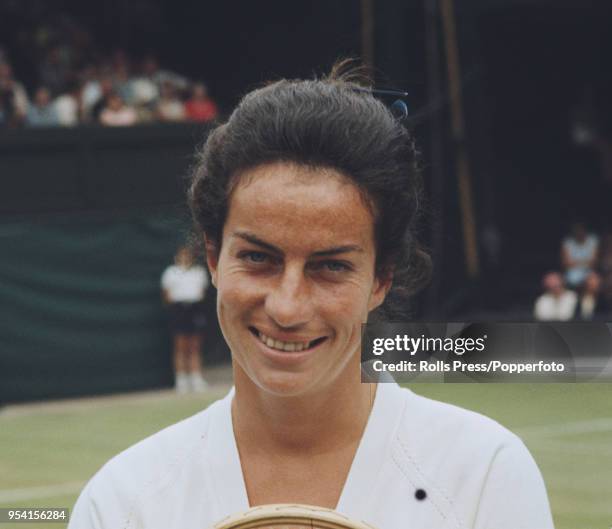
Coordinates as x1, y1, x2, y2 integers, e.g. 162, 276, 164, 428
1, 383, 611, 529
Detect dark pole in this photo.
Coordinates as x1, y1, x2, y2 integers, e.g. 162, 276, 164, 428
361, 0, 375, 69
440, 0, 480, 278
424, 0, 446, 317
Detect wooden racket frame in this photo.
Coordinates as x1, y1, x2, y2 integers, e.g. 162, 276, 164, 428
212, 504, 378, 529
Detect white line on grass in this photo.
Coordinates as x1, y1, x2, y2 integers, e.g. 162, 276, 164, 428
0, 385, 231, 418
516, 417, 612, 438
551, 498, 612, 517
530, 439, 612, 457
0, 482, 83, 503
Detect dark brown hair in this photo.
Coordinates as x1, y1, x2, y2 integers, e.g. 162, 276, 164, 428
189, 62, 431, 318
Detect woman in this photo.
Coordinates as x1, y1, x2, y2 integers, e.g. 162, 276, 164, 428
70, 64, 553, 529
161, 245, 209, 392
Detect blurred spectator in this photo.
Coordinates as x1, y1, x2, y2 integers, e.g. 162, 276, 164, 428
99, 92, 138, 126
38, 45, 71, 95
129, 76, 158, 109
0, 61, 29, 126
0, 84, 17, 127
142, 55, 189, 92
185, 82, 218, 123
0, 94, 9, 126
129, 79, 158, 123
156, 82, 185, 122
53, 79, 81, 126
579, 272, 601, 320
112, 61, 134, 106
0, 18, 215, 129
534, 272, 577, 321
26, 86, 59, 126
561, 222, 599, 290
600, 233, 612, 309
89, 76, 115, 122
80, 65, 103, 122
127, 58, 160, 123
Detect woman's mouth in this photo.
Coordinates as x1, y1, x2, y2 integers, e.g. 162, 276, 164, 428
249, 327, 327, 352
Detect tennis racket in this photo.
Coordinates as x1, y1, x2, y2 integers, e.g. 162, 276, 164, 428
211, 504, 378, 529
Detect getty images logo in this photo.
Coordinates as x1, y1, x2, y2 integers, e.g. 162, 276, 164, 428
371, 334, 488, 356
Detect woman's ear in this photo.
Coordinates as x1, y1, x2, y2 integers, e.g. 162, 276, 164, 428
368, 271, 393, 313
204, 235, 219, 288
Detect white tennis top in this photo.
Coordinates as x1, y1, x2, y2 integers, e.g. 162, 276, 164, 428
69, 384, 553, 529
160, 265, 208, 303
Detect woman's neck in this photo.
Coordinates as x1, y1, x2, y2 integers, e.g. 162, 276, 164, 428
231, 362, 376, 456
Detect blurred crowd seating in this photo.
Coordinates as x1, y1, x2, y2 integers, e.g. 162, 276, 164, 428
534, 223, 611, 321
0, 12, 218, 129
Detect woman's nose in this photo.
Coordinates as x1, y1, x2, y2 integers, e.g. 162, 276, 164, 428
264, 265, 314, 329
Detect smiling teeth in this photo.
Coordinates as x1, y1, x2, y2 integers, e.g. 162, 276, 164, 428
258, 332, 311, 352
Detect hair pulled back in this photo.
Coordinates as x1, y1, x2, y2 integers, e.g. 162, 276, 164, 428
189, 62, 431, 319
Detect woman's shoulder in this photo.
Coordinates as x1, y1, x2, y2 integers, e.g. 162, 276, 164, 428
378, 386, 551, 528
93, 401, 214, 485
380, 384, 532, 489
393, 385, 522, 452
71, 392, 231, 527
121, 403, 212, 460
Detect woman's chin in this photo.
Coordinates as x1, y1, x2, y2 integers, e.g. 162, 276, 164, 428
252, 370, 319, 398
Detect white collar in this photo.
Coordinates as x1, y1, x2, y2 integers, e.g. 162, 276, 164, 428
207, 383, 405, 518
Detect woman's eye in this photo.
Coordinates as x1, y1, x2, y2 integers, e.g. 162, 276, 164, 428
313, 260, 351, 273
240, 251, 269, 264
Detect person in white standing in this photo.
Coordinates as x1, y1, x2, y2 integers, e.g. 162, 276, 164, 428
161, 245, 209, 393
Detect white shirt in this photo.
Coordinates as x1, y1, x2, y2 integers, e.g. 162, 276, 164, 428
69, 384, 553, 529
161, 265, 208, 303
563, 235, 599, 287
534, 290, 577, 321
99, 106, 138, 127
53, 94, 79, 126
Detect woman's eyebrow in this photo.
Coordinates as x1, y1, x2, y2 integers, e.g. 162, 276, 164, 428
232, 231, 363, 257
233, 231, 282, 254
311, 245, 364, 257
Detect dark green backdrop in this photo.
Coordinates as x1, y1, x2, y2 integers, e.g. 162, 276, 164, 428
0, 210, 203, 403
0, 125, 229, 404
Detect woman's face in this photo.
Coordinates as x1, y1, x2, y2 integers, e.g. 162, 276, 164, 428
206, 162, 389, 397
